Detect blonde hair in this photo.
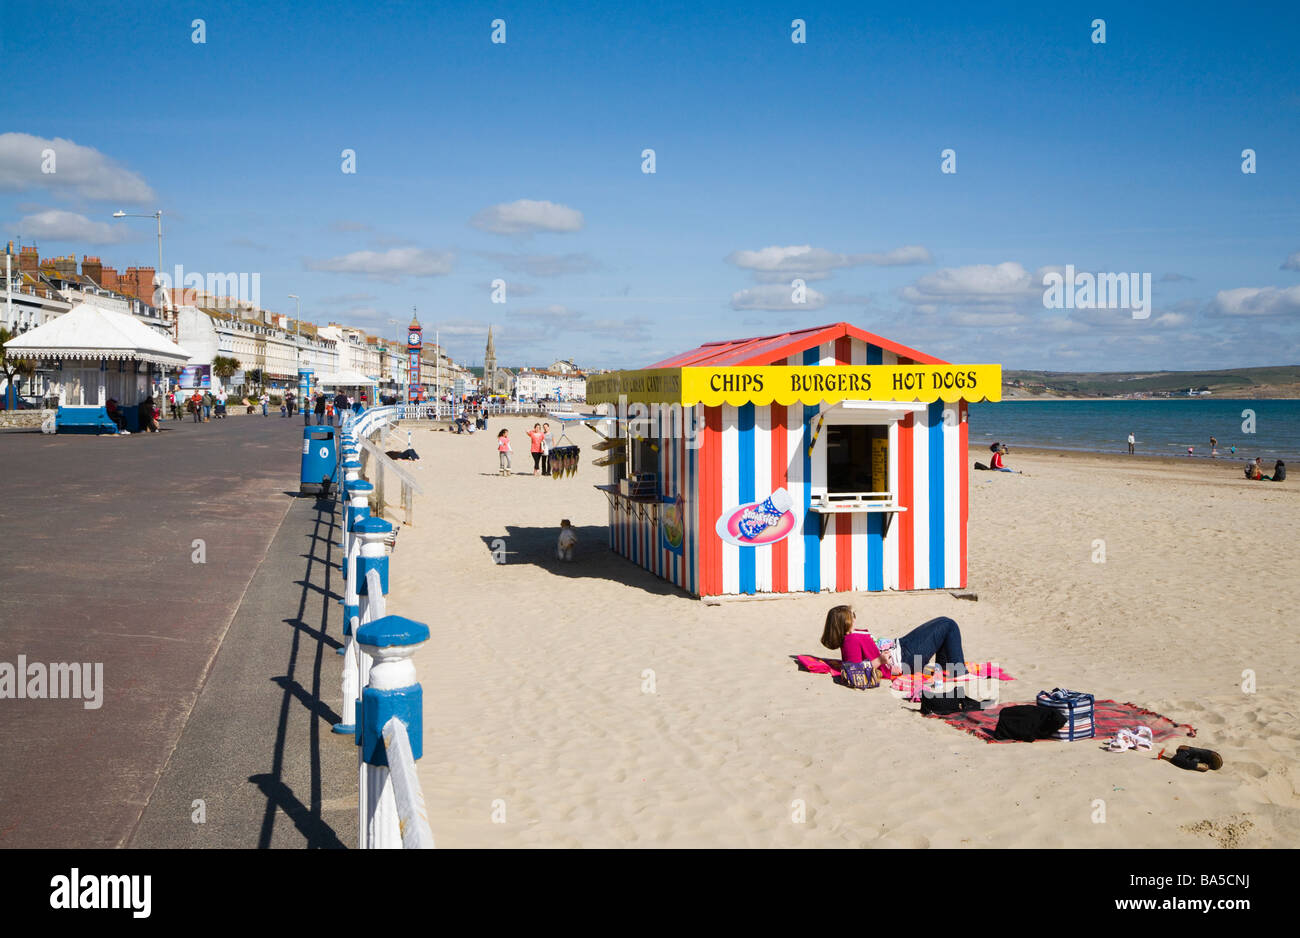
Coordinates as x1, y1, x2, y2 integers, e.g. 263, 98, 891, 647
820, 605, 855, 651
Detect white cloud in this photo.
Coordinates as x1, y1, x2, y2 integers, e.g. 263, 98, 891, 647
13, 209, 132, 245
471, 199, 584, 235
1281, 252, 1300, 272
0, 133, 155, 203
305, 247, 454, 281
730, 284, 827, 311
726, 243, 931, 278
1209, 285, 1300, 317
900, 262, 1039, 306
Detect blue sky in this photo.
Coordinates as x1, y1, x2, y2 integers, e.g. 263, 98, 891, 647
3, 0, 1298, 370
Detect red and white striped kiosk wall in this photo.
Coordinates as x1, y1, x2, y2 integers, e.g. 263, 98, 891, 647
585, 322, 1001, 598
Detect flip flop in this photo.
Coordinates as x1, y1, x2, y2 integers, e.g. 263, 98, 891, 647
1106, 730, 1138, 752
1176, 745, 1223, 770
1161, 748, 1209, 772
1131, 726, 1154, 751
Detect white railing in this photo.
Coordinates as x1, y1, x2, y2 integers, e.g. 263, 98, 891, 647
331, 414, 434, 849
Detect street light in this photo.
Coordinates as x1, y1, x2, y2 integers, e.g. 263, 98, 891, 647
289, 294, 303, 413
112, 208, 167, 399
387, 318, 404, 404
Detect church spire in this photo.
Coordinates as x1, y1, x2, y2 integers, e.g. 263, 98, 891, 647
484, 326, 497, 391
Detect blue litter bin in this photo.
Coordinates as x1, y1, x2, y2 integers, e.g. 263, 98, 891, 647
301, 425, 338, 495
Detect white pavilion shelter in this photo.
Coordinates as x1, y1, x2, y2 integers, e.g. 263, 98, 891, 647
3, 301, 192, 407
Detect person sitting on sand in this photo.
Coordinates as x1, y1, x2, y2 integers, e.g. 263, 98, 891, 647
990, 443, 1020, 473
820, 605, 970, 684
1245, 457, 1267, 480
1272, 460, 1286, 482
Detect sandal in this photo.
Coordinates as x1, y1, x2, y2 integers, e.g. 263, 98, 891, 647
1131, 726, 1153, 751
1160, 748, 1209, 772
1176, 745, 1223, 770
1106, 730, 1138, 752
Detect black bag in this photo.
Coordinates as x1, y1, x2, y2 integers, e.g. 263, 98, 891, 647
974, 461, 989, 471
920, 686, 985, 715
992, 704, 1067, 741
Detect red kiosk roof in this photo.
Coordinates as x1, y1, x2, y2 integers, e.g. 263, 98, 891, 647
646, 322, 947, 369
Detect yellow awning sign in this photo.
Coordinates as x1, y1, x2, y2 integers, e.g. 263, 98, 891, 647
586, 365, 1002, 406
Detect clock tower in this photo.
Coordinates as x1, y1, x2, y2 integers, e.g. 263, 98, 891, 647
407, 316, 422, 404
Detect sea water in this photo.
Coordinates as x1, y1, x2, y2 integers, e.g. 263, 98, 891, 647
967, 399, 1300, 461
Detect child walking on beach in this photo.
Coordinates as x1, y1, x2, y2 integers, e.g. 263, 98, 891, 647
497, 428, 512, 476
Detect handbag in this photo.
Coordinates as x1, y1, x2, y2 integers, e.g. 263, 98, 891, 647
1035, 688, 1096, 740
840, 659, 879, 690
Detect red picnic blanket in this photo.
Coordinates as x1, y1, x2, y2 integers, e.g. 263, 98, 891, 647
933, 699, 1197, 744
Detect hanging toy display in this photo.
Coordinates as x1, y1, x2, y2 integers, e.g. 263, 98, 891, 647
550, 444, 581, 478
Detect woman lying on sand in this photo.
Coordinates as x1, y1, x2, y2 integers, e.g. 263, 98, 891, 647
820, 605, 969, 684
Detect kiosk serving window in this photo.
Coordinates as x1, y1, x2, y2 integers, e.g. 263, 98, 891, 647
826, 425, 889, 497
810, 402, 926, 512
631, 436, 659, 478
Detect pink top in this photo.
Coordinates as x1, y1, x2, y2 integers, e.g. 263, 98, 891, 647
841, 629, 880, 664
527, 429, 544, 453
842, 629, 894, 678
498, 437, 511, 452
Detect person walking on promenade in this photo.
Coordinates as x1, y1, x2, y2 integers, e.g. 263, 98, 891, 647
314, 392, 326, 425
168, 391, 179, 421
189, 391, 202, 422
260, 390, 270, 417
1127, 431, 1135, 455
334, 391, 348, 427
202, 390, 214, 422
285, 390, 295, 417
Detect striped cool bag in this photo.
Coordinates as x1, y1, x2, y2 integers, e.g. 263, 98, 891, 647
1036, 688, 1096, 741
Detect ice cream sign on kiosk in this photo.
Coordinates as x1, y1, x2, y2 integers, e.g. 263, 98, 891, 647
716, 488, 796, 547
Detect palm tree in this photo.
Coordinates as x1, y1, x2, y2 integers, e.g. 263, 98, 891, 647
0, 326, 37, 409
212, 355, 241, 393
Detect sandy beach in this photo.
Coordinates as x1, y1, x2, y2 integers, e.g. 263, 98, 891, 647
382, 421, 1300, 848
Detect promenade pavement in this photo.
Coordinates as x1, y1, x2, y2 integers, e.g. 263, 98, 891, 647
0, 410, 356, 848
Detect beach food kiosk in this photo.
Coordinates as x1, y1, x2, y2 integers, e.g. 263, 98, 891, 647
585, 322, 1000, 597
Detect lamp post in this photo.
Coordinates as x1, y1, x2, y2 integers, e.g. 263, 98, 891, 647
112, 209, 167, 399
289, 294, 302, 412
387, 317, 401, 403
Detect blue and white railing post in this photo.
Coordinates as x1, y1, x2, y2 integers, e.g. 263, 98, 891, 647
333, 479, 373, 730
357, 615, 433, 849
351, 515, 392, 842
353, 516, 392, 723
338, 457, 363, 555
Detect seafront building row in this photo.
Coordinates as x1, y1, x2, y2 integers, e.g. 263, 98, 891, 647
1, 244, 476, 404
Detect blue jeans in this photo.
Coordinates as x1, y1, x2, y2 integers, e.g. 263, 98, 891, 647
897, 616, 966, 676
